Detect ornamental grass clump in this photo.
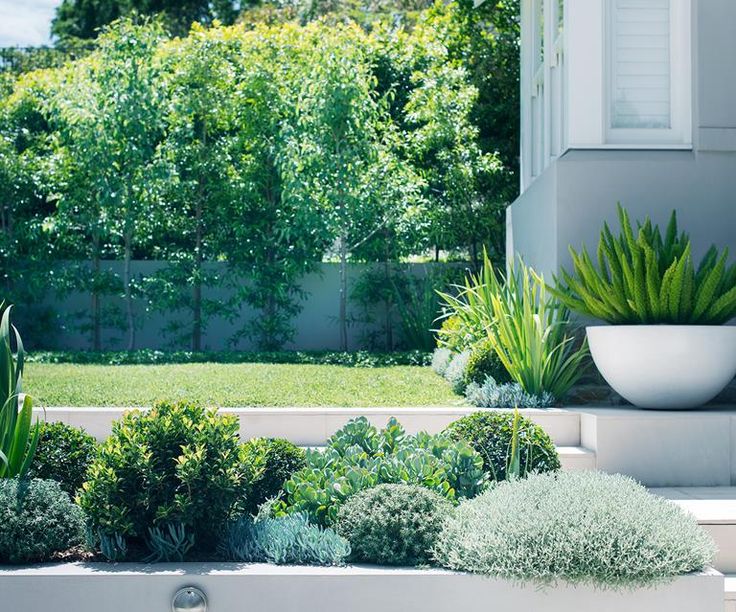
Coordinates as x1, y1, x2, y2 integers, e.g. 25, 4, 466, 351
438, 252, 589, 401
553, 203, 736, 324
433, 471, 716, 588
278, 417, 487, 526
336, 484, 452, 566
0, 304, 40, 480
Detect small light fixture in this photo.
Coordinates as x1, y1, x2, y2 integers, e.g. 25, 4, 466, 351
172, 586, 207, 612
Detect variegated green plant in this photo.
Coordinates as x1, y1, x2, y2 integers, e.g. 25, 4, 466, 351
0, 303, 40, 479
438, 252, 589, 401
553, 204, 736, 324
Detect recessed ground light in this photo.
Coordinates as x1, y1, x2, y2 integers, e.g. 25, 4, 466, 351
172, 586, 207, 612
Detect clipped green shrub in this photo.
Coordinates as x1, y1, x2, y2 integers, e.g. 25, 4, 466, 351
446, 411, 560, 480
464, 379, 555, 409
336, 484, 452, 566
0, 478, 85, 563
553, 204, 736, 324
29, 421, 97, 495
241, 437, 306, 514
463, 339, 512, 386
433, 471, 716, 587
220, 513, 350, 566
78, 401, 252, 557
278, 417, 487, 526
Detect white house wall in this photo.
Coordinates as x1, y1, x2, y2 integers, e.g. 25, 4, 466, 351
510, 0, 736, 280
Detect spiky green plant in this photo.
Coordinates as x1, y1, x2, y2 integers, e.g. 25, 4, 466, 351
438, 252, 589, 401
0, 304, 40, 479
553, 204, 736, 324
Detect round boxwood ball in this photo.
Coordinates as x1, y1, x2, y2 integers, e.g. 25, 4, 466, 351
336, 483, 452, 566
29, 421, 98, 496
241, 437, 306, 514
463, 339, 513, 386
446, 411, 560, 481
0, 478, 85, 563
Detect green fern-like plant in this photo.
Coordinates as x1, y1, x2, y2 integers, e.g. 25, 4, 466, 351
553, 204, 736, 324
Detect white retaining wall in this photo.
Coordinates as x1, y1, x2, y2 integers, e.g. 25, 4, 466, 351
0, 563, 723, 612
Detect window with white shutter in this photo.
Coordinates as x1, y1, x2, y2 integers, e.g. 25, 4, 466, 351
606, 0, 691, 144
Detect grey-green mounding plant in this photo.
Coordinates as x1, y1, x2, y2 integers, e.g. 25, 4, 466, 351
553, 203, 736, 324
219, 513, 350, 566
438, 252, 589, 401
464, 378, 555, 409
0, 304, 40, 479
0, 478, 86, 563
433, 471, 716, 588
336, 483, 452, 566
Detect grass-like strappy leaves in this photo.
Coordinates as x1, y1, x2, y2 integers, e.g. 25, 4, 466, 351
438, 252, 589, 401
0, 304, 40, 479
553, 204, 736, 325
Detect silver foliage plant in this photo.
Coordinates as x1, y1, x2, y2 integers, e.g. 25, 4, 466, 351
431, 347, 453, 377
219, 513, 350, 566
465, 377, 555, 409
433, 471, 716, 589
443, 350, 471, 394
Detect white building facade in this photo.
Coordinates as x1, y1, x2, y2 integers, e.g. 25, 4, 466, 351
508, 0, 736, 277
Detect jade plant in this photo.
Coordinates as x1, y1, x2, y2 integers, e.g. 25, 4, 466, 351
276, 417, 487, 526
553, 204, 736, 324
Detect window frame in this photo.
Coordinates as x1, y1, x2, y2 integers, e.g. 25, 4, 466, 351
604, 0, 692, 146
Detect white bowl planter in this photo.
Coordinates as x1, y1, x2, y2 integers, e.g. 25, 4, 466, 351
586, 325, 736, 409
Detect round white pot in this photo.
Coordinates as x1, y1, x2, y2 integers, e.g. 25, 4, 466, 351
586, 325, 736, 409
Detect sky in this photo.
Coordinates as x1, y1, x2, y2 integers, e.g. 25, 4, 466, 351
0, 0, 63, 47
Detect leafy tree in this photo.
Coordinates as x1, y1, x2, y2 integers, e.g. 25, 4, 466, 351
220, 23, 333, 350
279, 23, 424, 350
52, 0, 242, 42
49, 19, 166, 350
144, 24, 239, 350
0, 71, 63, 345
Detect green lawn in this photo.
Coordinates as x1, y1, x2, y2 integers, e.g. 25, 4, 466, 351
24, 363, 462, 407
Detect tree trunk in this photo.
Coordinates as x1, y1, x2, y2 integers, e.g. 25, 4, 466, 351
384, 236, 393, 351
192, 119, 207, 352
192, 198, 203, 352
339, 232, 348, 352
91, 241, 101, 351
123, 230, 135, 351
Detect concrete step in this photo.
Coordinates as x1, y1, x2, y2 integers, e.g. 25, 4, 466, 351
36, 406, 582, 447
557, 446, 596, 471
653, 487, 736, 574
301, 444, 596, 472
726, 575, 736, 612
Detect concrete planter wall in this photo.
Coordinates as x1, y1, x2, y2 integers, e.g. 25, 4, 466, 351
0, 563, 723, 612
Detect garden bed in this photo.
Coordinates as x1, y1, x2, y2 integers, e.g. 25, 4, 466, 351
0, 563, 723, 612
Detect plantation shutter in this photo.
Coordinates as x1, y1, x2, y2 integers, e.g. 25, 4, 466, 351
610, 0, 671, 129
